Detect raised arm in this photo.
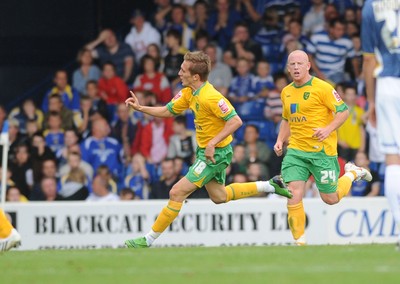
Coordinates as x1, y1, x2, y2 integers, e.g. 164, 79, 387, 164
85, 30, 109, 51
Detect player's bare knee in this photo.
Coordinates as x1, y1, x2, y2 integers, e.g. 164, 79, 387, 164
210, 195, 226, 204
169, 186, 183, 201
322, 196, 339, 205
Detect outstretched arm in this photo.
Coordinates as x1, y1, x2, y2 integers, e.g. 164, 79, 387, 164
125, 91, 173, 118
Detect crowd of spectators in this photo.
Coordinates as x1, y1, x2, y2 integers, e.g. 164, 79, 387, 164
1, 0, 381, 203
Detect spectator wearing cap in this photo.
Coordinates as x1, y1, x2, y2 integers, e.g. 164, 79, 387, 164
124, 9, 161, 66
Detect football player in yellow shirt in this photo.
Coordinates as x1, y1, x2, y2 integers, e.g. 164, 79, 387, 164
274, 50, 372, 245
124, 51, 292, 248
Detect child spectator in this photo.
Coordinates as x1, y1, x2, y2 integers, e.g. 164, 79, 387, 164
26, 119, 40, 140
124, 154, 150, 199
338, 85, 365, 162
252, 60, 275, 100
43, 112, 64, 154
56, 129, 80, 166
227, 57, 255, 106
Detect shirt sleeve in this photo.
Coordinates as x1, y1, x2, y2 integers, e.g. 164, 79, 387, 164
166, 89, 190, 115
361, 1, 376, 54
208, 94, 237, 121
323, 86, 348, 113
281, 89, 288, 121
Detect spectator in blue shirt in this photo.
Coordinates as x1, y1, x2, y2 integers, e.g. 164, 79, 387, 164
80, 118, 123, 180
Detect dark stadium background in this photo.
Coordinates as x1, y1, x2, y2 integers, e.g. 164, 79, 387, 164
0, 0, 154, 111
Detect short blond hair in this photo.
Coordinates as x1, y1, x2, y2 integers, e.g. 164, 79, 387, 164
184, 51, 211, 82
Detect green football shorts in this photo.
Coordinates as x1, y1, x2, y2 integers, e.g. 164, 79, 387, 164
186, 145, 233, 187
281, 149, 340, 193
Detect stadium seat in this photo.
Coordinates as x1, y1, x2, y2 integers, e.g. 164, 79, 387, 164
185, 111, 195, 130
236, 100, 266, 121
233, 123, 246, 144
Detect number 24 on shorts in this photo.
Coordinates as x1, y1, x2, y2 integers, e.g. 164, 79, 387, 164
320, 170, 336, 184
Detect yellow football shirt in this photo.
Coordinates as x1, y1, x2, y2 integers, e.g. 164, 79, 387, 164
166, 82, 237, 148
337, 105, 364, 149
281, 76, 348, 156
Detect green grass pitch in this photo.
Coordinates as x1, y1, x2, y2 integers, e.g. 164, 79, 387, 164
1, 245, 399, 284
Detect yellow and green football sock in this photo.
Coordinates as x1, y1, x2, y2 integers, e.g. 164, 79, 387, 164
151, 200, 183, 233
287, 201, 305, 241
225, 182, 259, 202
336, 173, 355, 201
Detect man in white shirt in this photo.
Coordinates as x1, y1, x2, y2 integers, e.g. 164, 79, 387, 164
125, 9, 162, 65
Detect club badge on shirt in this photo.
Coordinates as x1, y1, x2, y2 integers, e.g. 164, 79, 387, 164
218, 99, 230, 114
